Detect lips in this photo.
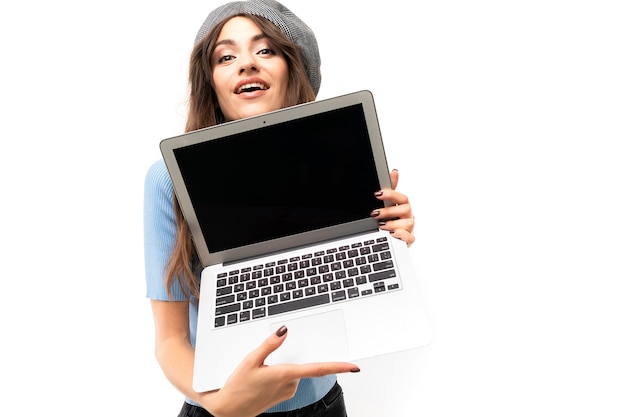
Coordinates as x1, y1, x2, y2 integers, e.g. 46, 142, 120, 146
236, 82, 269, 94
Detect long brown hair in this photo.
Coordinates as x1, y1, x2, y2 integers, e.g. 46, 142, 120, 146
165, 14, 317, 299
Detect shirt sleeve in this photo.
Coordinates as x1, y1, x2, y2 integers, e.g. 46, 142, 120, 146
143, 159, 188, 301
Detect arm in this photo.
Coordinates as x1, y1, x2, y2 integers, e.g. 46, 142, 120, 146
150, 300, 210, 405
151, 300, 359, 417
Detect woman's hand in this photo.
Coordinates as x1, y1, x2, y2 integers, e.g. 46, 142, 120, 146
203, 326, 359, 417
371, 169, 415, 247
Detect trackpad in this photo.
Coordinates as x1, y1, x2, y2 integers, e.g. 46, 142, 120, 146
269, 310, 349, 365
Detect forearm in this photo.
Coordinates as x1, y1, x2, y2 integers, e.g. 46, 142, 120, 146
155, 335, 219, 412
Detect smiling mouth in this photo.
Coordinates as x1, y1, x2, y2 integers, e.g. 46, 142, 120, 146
236, 82, 269, 94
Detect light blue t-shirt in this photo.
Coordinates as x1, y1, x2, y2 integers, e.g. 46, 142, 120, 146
143, 159, 336, 412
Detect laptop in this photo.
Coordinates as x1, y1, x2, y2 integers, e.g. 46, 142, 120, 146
159, 90, 432, 392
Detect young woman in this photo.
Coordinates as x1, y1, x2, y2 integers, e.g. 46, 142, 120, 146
144, 1, 415, 416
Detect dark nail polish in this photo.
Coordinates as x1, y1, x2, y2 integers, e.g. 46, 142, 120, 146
350, 367, 361, 373
275, 325, 288, 337
374, 191, 383, 197
378, 221, 386, 227
370, 210, 380, 218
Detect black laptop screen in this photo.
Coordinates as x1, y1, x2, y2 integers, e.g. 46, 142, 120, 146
173, 103, 383, 253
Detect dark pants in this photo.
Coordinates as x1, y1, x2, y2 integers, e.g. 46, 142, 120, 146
178, 382, 347, 417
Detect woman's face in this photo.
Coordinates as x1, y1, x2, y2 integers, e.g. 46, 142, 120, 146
212, 16, 289, 121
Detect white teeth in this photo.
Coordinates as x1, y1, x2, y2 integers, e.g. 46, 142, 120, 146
237, 82, 268, 94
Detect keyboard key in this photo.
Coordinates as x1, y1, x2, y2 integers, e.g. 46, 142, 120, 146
252, 308, 266, 319
369, 269, 396, 282
372, 242, 390, 252
348, 288, 360, 298
373, 260, 394, 271
332, 290, 347, 302
216, 295, 234, 306
215, 303, 241, 316
216, 286, 233, 296
240, 311, 250, 322
268, 294, 330, 316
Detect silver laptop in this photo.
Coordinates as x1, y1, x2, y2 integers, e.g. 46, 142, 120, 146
160, 90, 431, 392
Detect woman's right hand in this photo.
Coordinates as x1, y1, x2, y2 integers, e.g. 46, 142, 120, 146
202, 326, 360, 417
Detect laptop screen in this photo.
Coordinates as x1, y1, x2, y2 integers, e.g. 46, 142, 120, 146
173, 103, 383, 254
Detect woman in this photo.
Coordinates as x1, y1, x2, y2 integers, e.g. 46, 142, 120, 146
144, 1, 415, 416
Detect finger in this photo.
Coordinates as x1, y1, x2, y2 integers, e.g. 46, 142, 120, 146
282, 362, 361, 380
373, 203, 413, 223
374, 189, 409, 206
245, 325, 289, 367
378, 215, 414, 233
389, 228, 415, 247
390, 169, 399, 190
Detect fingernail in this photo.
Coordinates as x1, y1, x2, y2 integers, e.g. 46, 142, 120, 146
378, 221, 386, 227
275, 325, 288, 337
374, 191, 383, 197
392, 169, 398, 173
350, 367, 361, 373
370, 210, 380, 218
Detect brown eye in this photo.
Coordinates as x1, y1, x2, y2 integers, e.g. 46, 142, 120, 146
217, 55, 235, 64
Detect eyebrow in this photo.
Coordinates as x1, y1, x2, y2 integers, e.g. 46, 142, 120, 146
214, 33, 268, 48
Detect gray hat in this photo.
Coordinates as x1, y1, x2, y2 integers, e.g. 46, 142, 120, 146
194, 0, 321, 94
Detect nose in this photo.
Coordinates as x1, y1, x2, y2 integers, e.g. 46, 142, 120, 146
238, 52, 258, 75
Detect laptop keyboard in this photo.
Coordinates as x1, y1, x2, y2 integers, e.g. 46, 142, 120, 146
213, 236, 401, 328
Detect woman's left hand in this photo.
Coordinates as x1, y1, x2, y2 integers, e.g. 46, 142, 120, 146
371, 169, 415, 247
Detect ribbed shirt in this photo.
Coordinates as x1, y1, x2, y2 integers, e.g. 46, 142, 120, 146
143, 159, 336, 412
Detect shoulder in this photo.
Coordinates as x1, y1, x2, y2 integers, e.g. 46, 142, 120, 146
145, 159, 172, 193
144, 159, 175, 220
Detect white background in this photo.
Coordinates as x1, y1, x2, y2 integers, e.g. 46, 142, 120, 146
1, 1, 625, 415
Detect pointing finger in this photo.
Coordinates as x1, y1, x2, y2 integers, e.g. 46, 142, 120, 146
245, 325, 289, 367
281, 362, 361, 380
